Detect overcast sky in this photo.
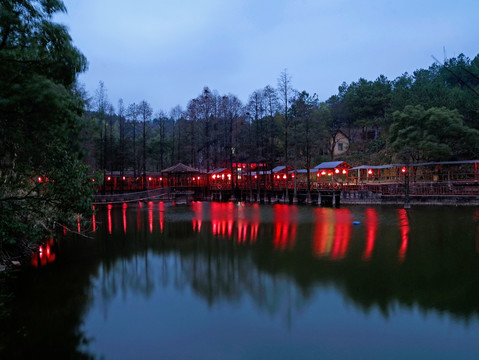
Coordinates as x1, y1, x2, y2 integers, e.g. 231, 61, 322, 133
58, 0, 479, 114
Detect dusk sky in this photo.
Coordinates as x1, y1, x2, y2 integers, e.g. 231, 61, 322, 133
58, 0, 479, 114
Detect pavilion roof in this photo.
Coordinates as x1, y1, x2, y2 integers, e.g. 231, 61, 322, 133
313, 161, 350, 170
160, 163, 199, 174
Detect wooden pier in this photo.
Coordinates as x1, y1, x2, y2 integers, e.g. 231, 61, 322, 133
93, 187, 194, 205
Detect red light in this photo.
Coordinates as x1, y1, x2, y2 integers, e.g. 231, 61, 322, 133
107, 176, 111, 181
283, 174, 287, 179
148, 177, 152, 181
292, 173, 295, 178
321, 171, 326, 176
342, 169, 347, 175
37, 176, 43, 183
368, 169, 373, 175
92, 178, 95, 182
212, 175, 216, 179
335, 169, 340, 174
122, 176, 126, 180
254, 175, 258, 179
401, 167, 407, 173
159, 177, 163, 181
276, 175, 280, 179
317, 173, 320, 177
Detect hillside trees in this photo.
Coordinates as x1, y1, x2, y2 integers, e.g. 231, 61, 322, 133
0, 0, 94, 255
290, 91, 321, 194
389, 105, 479, 162
79, 53, 479, 180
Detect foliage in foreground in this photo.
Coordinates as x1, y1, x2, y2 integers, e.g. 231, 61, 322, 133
0, 0, 94, 260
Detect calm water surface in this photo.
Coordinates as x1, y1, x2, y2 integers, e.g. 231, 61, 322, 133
2, 202, 479, 359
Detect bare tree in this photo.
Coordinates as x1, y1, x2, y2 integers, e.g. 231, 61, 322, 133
170, 105, 183, 164
277, 69, 294, 199
138, 100, 153, 189
118, 99, 126, 192
263, 85, 279, 189
94, 81, 108, 193
127, 103, 139, 177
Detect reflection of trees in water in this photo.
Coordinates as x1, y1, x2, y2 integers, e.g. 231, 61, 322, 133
93, 205, 479, 324
94, 243, 309, 327
0, 264, 97, 359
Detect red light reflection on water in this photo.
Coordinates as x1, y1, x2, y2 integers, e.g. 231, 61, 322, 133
312, 208, 334, 256
273, 204, 297, 250
331, 208, 352, 259
92, 205, 96, 232
249, 203, 260, 243
148, 201, 154, 233
363, 208, 378, 260
107, 204, 112, 234
313, 208, 352, 259
192, 201, 203, 232
398, 209, 410, 262
31, 238, 56, 267
122, 203, 128, 234
158, 202, 165, 233
211, 202, 235, 238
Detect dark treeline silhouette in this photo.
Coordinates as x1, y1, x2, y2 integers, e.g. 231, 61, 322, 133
80, 53, 479, 176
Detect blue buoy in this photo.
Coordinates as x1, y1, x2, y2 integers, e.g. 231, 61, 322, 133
353, 221, 361, 225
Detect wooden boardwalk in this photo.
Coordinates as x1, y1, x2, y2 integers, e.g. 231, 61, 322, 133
93, 187, 194, 205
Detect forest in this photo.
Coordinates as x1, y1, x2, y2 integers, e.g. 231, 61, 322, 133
82, 53, 479, 177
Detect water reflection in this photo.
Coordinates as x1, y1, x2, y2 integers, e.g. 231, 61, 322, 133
273, 204, 297, 250
31, 237, 57, 267
312, 208, 351, 259
5, 203, 479, 359
397, 209, 410, 262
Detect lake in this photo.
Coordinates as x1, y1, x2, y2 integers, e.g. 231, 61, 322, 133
1, 201, 479, 359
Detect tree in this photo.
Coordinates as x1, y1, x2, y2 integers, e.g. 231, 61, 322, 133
389, 105, 479, 162
290, 91, 320, 196
127, 102, 139, 176
0, 0, 94, 258
277, 69, 294, 198
118, 98, 126, 191
138, 100, 153, 188
263, 85, 279, 187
